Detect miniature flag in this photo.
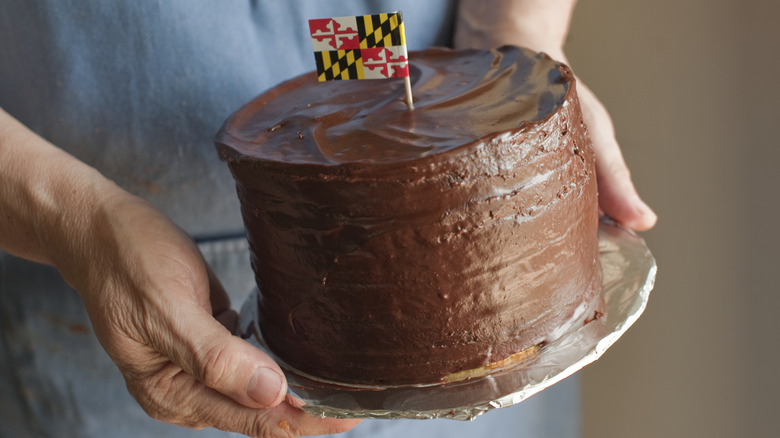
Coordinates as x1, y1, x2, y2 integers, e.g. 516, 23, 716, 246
308, 12, 410, 82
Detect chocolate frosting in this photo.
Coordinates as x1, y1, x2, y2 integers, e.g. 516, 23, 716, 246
216, 46, 601, 385
218, 46, 567, 165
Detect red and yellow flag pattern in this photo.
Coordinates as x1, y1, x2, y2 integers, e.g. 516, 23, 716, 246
308, 12, 409, 82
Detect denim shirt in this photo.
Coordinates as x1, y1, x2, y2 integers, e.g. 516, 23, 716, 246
0, 1, 578, 437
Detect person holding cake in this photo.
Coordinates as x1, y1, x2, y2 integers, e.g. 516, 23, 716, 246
0, 1, 656, 438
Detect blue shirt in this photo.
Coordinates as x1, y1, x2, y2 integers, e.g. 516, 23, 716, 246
0, 0, 455, 237
0, 1, 579, 437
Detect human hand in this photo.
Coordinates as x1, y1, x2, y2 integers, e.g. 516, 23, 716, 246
454, 0, 657, 231
1, 106, 358, 437
571, 79, 657, 231
57, 191, 361, 437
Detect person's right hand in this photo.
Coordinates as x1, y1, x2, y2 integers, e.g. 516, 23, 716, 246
0, 108, 360, 437
69, 192, 361, 437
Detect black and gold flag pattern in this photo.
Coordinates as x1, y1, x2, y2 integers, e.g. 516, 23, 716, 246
313, 49, 365, 81
355, 13, 406, 48
309, 12, 409, 82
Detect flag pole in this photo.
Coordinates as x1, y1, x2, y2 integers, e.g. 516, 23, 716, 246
404, 76, 414, 110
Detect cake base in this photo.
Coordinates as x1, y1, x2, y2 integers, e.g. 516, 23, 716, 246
238, 218, 656, 420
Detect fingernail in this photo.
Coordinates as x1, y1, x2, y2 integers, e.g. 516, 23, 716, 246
631, 196, 658, 229
247, 368, 283, 407
634, 197, 657, 219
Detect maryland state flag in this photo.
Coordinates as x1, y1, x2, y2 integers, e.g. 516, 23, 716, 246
308, 12, 409, 82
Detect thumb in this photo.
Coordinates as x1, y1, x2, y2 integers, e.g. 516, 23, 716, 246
576, 80, 658, 231
165, 302, 288, 409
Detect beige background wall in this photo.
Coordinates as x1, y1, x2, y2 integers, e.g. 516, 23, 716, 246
565, 1, 780, 437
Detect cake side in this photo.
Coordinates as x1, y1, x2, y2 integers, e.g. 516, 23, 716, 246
216, 46, 601, 385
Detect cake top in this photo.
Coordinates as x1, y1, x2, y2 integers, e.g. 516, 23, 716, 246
216, 46, 570, 166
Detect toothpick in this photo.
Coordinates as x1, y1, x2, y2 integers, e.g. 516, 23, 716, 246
404, 76, 414, 110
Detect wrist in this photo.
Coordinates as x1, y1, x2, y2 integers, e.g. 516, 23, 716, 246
0, 107, 130, 271
454, 0, 575, 61
40, 168, 132, 287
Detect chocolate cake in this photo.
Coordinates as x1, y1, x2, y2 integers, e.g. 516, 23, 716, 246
215, 46, 601, 385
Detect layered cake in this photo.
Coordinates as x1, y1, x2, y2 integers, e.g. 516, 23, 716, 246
216, 46, 602, 385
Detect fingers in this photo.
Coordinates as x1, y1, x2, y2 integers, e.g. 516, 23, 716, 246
140, 248, 281, 409
576, 81, 658, 231
131, 362, 360, 437
143, 240, 291, 412
179, 310, 288, 409
141, 283, 287, 410
198, 267, 273, 407
595, 147, 657, 231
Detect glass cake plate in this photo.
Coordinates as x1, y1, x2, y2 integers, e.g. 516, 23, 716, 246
238, 217, 656, 421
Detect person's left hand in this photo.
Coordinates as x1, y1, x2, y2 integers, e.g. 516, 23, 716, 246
454, 0, 657, 231
569, 77, 657, 231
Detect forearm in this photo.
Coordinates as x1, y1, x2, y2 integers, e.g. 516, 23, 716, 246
454, 0, 577, 60
0, 107, 125, 268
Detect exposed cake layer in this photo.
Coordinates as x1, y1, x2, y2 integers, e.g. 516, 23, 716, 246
216, 46, 601, 385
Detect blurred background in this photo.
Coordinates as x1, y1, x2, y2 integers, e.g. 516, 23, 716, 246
566, 0, 780, 437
